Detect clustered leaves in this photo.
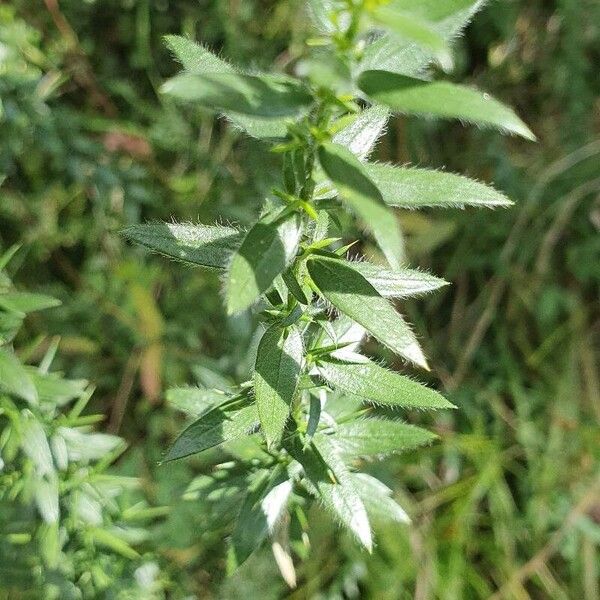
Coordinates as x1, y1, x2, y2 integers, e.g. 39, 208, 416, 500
0, 248, 164, 598
125, 0, 532, 582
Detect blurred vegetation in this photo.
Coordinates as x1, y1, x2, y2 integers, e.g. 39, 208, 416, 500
0, 0, 598, 598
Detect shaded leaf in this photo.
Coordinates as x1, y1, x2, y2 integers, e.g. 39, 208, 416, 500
318, 141, 403, 268
166, 386, 228, 417
254, 325, 303, 448
226, 213, 301, 314
307, 256, 428, 368
162, 72, 312, 118
358, 71, 535, 140
164, 401, 259, 462
318, 357, 454, 409
123, 222, 242, 269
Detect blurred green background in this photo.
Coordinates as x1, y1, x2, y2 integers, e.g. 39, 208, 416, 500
0, 0, 599, 598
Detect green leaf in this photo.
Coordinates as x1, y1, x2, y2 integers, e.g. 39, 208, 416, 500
370, 6, 453, 71
351, 473, 410, 524
286, 436, 372, 551
88, 528, 140, 560
349, 261, 448, 298
26, 369, 87, 406
0, 292, 61, 314
332, 105, 390, 160
164, 400, 259, 462
226, 213, 301, 314
230, 469, 291, 567
307, 256, 428, 368
318, 142, 403, 268
123, 222, 242, 269
317, 357, 454, 409
166, 386, 228, 417
164, 35, 288, 138
162, 72, 313, 118
358, 71, 535, 140
360, 0, 487, 76
365, 163, 513, 208
323, 418, 436, 458
21, 413, 54, 475
0, 348, 38, 404
254, 325, 303, 449
58, 427, 124, 463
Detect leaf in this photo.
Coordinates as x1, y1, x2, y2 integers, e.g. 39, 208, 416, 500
123, 222, 242, 269
164, 401, 259, 462
0, 348, 38, 404
21, 413, 54, 475
226, 213, 301, 314
349, 261, 448, 298
254, 325, 303, 448
164, 35, 288, 138
58, 427, 124, 462
318, 142, 403, 268
307, 256, 428, 368
351, 473, 410, 524
317, 357, 454, 409
370, 6, 453, 71
323, 418, 436, 458
358, 71, 535, 140
286, 436, 372, 551
332, 105, 390, 160
230, 469, 291, 567
162, 72, 313, 118
0, 292, 60, 314
88, 528, 140, 560
166, 386, 228, 417
365, 163, 512, 208
360, 0, 487, 76
26, 369, 88, 406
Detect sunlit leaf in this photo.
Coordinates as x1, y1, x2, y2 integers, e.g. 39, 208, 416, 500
0, 292, 60, 314
0, 347, 38, 404
166, 386, 228, 417
351, 473, 410, 524
332, 105, 390, 160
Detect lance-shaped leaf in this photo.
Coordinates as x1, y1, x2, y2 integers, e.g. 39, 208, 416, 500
365, 163, 512, 209
318, 142, 403, 269
0, 347, 38, 404
358, 71, 535, 140
254, 325, 303, 448
162, 72, 313, 119
370, 5, 453, 71
123, 222, 242, 269
164, 400, 259, 462
307, 256, 428, 368
286, 436, 372, 551
230, 469, 292, 567
351, 473, 410, 524
0, 293, 60, 315
323, 418, 436, 458
317, 357, 454, 409
226, 213, 301, 314
349, 261, 448, 298
332, 105, 390, 160
164, 35, 289, 138
360, 0, 487, 76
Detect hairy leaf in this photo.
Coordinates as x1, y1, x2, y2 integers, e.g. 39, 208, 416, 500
318, 357, 454, 409
166, 386, 228, 417
164, 35, 289, 138
123, 222, 242, 269
254, 325, 303, 448
162, 72, 313, 118
307, 257, 428, 368
226, 213, 301, 314
351, 473, 410, 524
318, 142, 403, 268
332, 105, 390, 160
365, 163, 512, 208
349, 261, 448, 298
0, 347, 38, 404
287, 436, 372, 551
325, 418, 436, 457
164, 401, 259, 462
358, 71, 535, 140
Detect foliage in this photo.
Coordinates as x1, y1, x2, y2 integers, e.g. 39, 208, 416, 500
125, 0, 533, 583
